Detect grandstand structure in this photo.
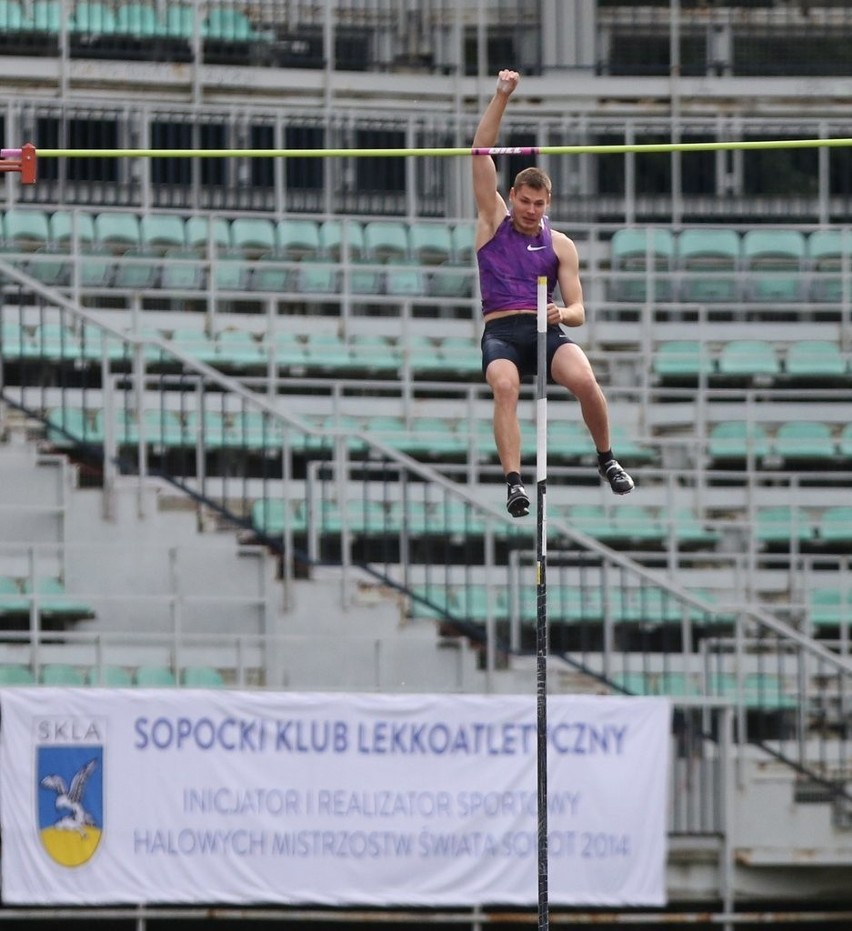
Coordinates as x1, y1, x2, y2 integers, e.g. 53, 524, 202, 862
0, 0, 851, 927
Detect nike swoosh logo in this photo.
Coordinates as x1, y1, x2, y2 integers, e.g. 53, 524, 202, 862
527, 245, 546, 251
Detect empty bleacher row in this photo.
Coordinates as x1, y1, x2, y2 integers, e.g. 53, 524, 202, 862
608, 226, 852, 304
0, 208, 475, 302
0, 660, 223, 687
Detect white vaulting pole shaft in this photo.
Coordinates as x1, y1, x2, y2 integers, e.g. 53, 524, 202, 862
535, 275, 549, 931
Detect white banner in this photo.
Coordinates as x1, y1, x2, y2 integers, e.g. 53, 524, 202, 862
0, 689, 670, 906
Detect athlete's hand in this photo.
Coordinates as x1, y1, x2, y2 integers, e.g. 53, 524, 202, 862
546, 303, 563, 326
496, 70, 519, 97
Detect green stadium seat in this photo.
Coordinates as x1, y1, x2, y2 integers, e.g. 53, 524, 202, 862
135, 665, 176, 687
185, 215, 231, 252
840, 424, 852, 460
0, 0, 27, 31
742, 229, 806, 302
428, 263, 474, 298
160, 248, 205, 291
230, 217, 276, 256
653, 340, 715, 382
203, 7, 260, 40
2, 207, 50, 249
212, 254, 251, 291
669, 508, 721, 550
140, 213, 186, 252
405, 417, 468, 458
677, 228, 740, 302
304, 332, 357, 372
808, 587, 850, 627
22, 577, 94, 620
298, 263, 339, 294
609, 504, 666, 546
451, 221, 476, 263
348, 334, 402, 375
276, 218, 322, 260
31, 0, 61, 32
250, 255, 295, 292
229, 410, 285, 450
436, 335, 482, 377
773, 421, 837, 465
93, 665, 134, 687
181, 665, 225, 687
385, 264, 425, 297
716, 339, 780, 380
94, 211, 141, 252
26, 249, 70, 286
807, 229, 847, 303
0, 664, 35, 685
348, 262, 384, 295
113, 247, 160, 289
169, 326, 218, 364
409, 222, 453, 265
46, 406, 103, 447
609, 227, 675, 302
69, 1, 117, 32
114, 2, 162, 37
363, 220, 410, 263
707, 420, 770, 464
816, 506, 852, 547
49, 210, 95, 248
40, 664, 87, 686
657, 672, 701, 698
784, 340, 846, 381
611, 672, 655, 696
214, 329, 265, 370
163, 3, 194, 38
755, 506, 814, 547
251, 498, 306, 536
0, 576, 28, 614
617, 586, 681, 624
35, 323, 81, 362
319, 219, 364, 261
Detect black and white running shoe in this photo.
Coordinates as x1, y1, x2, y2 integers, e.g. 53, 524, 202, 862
506, 483, 530, 517
599, 460, 635, 495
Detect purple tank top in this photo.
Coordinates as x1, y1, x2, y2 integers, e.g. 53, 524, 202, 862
477, 215, 558, 316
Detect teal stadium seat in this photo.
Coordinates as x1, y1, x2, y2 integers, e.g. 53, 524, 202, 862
784, 339, 846, 381
0, 0, 27, 31
31, 0, 61, 32
773, 420, 837, 466
135, 665, 176, 686
409, 222, 453, 265
140, 213, 186, 253
69, 1, 117, 33
808, 587, 851, 628
114, 2, 162, 37
609, 227, 675, 302
363, 220, 411, 264
677, 228, 740, 302
755, 506, 814, 548
716, 339, 780, 382
181, 665, 225, 687
40, 663, 87, 686
97, 665, 134, 687
3, 207, 50, 249
653, 340, 716, 383
203, 7, 259, 40
94, 211, 141, 252
840, 423, 852, 460
0, 664, 35, 685
230, 217, 276, 256
808, 230, 848, 303
451, 221, 476, 263
816, 506, 852, 548
742, 229, 806, 302
22, 577, 94, 621
319, 219, 364, 261
49, 210, 96, 249
707, 421, 770, 465
161, 248, 205, 291
385, 264, 425, 297
276, 218, 322, 260
185, 215, 231, 253
163, 3, 194, 38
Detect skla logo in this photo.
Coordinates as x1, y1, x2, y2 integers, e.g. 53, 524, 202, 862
36, 717, 105, 868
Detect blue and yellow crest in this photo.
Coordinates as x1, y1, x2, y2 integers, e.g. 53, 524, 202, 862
37, 745, 103, 867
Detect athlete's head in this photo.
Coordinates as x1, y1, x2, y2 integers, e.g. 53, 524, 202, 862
509, 167, 551, 235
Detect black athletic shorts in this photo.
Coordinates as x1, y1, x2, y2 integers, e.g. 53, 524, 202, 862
480, 313, 573, 380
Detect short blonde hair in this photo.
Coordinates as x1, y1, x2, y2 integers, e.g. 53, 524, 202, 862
513, 167, 551, 194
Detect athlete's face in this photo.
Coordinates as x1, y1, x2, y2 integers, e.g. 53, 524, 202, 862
509, 184, 550, 235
